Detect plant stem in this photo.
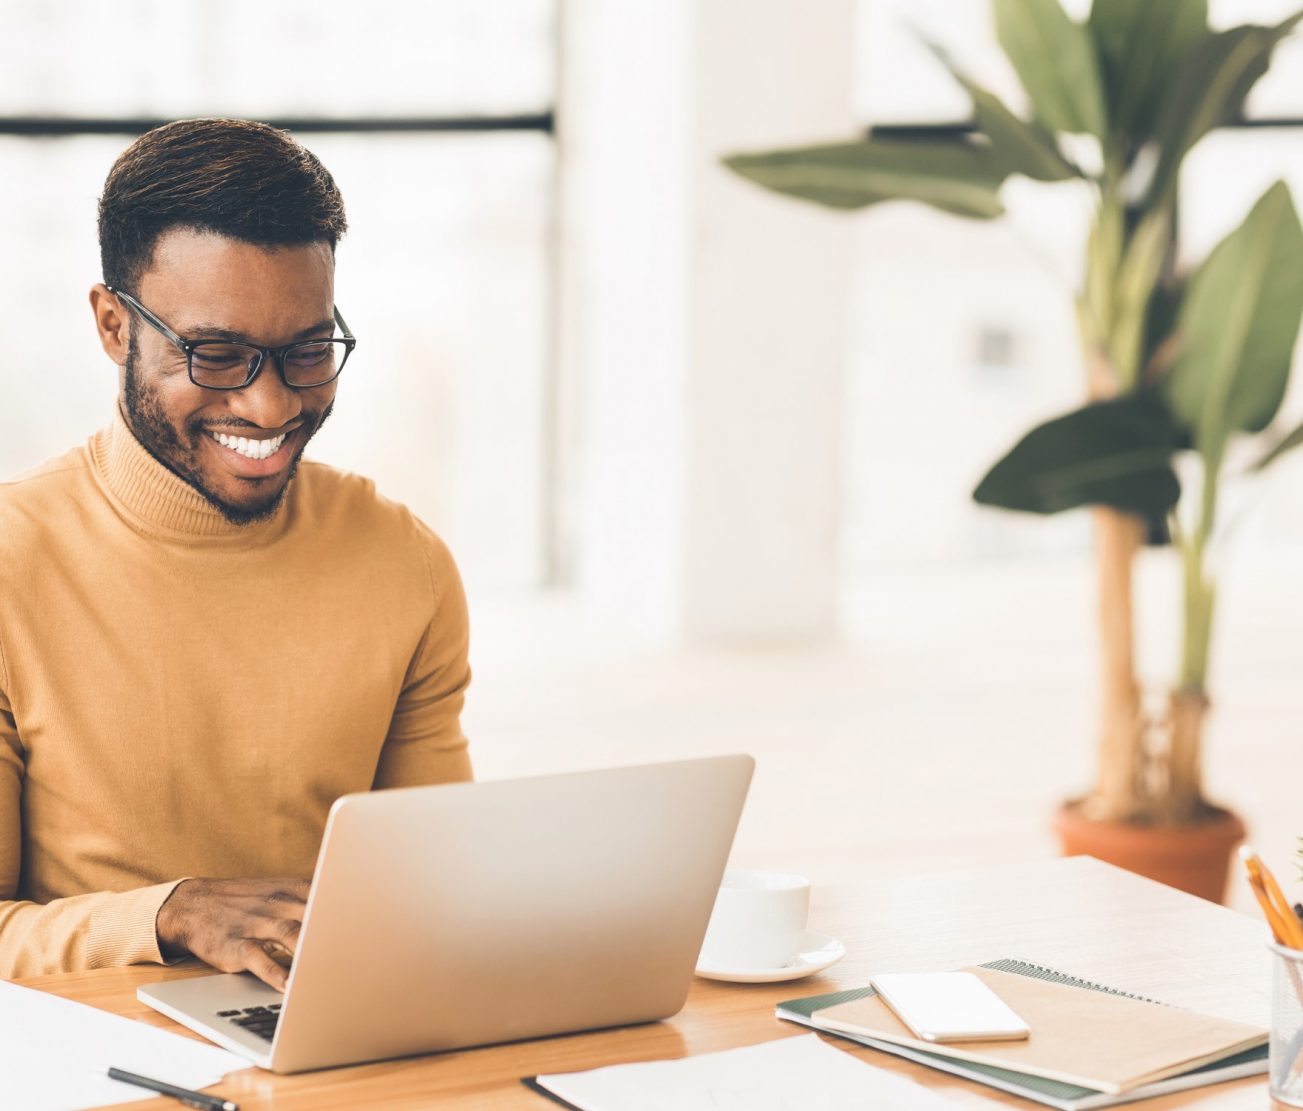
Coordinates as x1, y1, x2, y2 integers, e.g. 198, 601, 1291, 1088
1090, 506, 1146, 821
1179, 454, 1219, 690
1168, 455, 1219, 821
1080, 175, 1149, 822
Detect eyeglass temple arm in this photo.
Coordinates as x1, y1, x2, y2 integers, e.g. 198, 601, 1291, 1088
110, 283, 353, 346
105, 285, 189, 349
333, 305, 354, 341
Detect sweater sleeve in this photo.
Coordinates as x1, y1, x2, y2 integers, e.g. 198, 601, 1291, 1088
0, 680, 184, 978
372, 523, 473, 790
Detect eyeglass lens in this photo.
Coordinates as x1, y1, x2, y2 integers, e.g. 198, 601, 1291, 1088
189, 340, 350, 389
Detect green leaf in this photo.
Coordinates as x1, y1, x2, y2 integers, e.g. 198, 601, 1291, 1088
1141, 277, 1186, 380
1148, 12, 1303, 205
1254, 420, 1303, 471
1111, 212, 1173, 386
1088, 0, 1207, 148
1164, 182, 1303, 457
723, 137, 1007, 219
1081, 199, 1124, 360
973, 394, 1183, 516
993, 0, 1107, 137
920, 38, 1080, 182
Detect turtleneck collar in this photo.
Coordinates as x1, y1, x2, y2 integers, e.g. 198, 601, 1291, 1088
88, 406, 291, 544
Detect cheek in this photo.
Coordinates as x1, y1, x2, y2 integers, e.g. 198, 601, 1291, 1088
303, 382, 339, 418
163, 381, 216, 432
145, 372, 223, 438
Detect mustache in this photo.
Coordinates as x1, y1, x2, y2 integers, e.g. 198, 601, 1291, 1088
185, 401, 334, 451
197, 418, 304, 434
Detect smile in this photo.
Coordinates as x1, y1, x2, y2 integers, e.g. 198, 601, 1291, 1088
208, 430, 288, 461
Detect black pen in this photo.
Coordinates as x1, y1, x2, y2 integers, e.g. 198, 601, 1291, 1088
102, 1066, 238, 1111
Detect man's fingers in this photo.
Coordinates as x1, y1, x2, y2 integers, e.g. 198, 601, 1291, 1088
257, 880, 311, 916
257, 890, 309, 919
155, 878, 311, 971
238, 938, 290, 992
249, 914, 303, 954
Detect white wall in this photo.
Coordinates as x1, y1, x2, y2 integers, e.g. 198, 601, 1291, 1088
557, 0, 857, 642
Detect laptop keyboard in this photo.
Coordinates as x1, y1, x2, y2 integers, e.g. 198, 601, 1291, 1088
218, 1003, 282, 1042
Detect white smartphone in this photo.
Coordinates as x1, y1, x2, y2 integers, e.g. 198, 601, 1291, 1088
870, 972, 1031, 1043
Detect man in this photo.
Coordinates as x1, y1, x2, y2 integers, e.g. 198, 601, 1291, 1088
0, 119, 472, 990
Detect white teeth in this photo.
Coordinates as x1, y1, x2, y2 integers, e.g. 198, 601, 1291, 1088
210, 431, 286, 460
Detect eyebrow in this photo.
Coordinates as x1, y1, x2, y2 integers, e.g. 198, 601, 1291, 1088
184, 318, 337, 344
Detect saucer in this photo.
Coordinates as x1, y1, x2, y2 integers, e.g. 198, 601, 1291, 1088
695, 930, 846, 983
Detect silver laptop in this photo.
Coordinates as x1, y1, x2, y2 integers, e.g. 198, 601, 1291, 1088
138, 755, 753, 1073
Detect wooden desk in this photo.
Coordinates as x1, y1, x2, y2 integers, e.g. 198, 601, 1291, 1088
19, 857, 1277, 1110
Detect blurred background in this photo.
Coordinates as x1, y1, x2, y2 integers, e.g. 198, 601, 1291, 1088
3, 0, 1302, 911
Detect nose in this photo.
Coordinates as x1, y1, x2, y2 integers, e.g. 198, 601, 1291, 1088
229, 354, 302, 429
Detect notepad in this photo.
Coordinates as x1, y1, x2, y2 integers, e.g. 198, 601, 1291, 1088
778, 959, 1269, 1111
529, 1034, 964, 1111
0, 979, 247, 1111
812, 964, 1264, 1094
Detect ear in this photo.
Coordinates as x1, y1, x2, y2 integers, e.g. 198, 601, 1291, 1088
90, 283, 130, 367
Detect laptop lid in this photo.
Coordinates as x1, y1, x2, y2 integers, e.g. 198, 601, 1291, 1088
264, 754, 753, 1072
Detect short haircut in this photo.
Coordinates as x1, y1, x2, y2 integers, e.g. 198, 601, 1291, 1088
98, 117, 348, 293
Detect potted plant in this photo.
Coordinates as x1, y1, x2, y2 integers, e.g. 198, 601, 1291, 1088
724, 0, 1303, 901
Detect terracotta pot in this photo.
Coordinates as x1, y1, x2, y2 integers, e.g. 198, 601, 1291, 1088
1051, 802, 1247, 904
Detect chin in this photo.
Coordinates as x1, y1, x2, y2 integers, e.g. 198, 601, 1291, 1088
214, 495, 288, 526
194, 444, 307, 526
204, 476, 293, 525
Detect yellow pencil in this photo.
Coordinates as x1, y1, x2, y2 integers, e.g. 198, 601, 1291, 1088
1260, 863, 1303, 950
1247, 870, 1293, 945
1241, 847, 1303, 950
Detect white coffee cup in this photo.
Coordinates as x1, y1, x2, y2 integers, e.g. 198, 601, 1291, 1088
698, 869, 810, 970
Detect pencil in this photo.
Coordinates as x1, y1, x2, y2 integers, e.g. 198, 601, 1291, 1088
1240, 848, 1303, 949
1247, 871, 1292, 945
1242, 849, 1303, 1091
1259, 859, 1303, 950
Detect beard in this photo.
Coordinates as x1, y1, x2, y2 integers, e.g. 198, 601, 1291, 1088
122, 334, 332, 526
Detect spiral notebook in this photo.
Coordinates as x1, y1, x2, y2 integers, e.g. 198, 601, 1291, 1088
777, 959, 1268, 1111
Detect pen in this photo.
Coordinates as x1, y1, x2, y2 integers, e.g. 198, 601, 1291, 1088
101, 1066, 238, 1111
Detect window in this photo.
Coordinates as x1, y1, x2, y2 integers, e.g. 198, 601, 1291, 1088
0, 1, 556, 589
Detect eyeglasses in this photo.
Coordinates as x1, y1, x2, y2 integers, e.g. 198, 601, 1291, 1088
106, 285, 357, 391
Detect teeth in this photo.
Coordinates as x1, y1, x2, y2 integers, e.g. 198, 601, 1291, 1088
211, 431, 286, 460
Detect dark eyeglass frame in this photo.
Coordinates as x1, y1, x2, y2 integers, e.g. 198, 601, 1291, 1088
106, 285, 357, 391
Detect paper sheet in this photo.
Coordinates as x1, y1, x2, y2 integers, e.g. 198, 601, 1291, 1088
535, 1033, 962, 1111
0, 979, 248, 1111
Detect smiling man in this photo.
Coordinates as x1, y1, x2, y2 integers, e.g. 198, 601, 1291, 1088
0, 119, 472, 987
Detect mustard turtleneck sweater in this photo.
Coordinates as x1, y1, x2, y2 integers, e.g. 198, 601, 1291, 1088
0, 411, 472, 977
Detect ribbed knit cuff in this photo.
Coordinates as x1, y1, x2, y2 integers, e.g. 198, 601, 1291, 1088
85, 879, 189, 969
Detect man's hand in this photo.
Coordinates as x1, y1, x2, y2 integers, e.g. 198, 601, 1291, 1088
156, 878, 311, 991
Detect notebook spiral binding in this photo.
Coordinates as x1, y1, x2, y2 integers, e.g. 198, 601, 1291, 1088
982, 958, 1166, 1007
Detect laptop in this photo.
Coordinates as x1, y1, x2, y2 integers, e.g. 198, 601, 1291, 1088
138, 755, 754, 1073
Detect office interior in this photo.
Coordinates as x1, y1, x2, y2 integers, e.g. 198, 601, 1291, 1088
3, 0, 1303, 923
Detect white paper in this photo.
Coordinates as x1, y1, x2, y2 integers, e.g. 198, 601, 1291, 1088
0, 979, 248, 1111
537, 1033, 963, 1111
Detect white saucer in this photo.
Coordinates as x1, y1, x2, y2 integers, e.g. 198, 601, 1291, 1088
695, 930, 846, 983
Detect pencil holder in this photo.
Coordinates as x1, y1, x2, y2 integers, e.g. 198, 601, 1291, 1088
1269, 941, 1303, 1106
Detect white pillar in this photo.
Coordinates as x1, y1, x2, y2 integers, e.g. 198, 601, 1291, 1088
557, 0, 857, 642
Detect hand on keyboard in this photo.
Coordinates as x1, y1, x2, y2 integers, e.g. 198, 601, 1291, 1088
156, 877, 310, 991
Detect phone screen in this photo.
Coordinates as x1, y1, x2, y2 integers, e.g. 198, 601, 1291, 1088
870, 972, 1031, 1043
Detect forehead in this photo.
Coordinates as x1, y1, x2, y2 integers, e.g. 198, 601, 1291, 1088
137, 227, 335, 339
